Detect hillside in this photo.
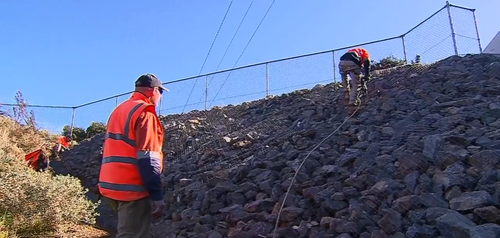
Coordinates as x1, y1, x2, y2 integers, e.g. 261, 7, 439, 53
0, 116, 110, 238
60, 53, 500, 237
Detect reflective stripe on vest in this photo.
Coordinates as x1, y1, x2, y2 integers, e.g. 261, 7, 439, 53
98, 98, 154, 201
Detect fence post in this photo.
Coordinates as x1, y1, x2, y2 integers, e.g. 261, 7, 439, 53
69, 107, 76, 141
472, 9, 483, 52
401, 35, 408, 64
158, 97, 162, 116
265, 63, 270, 97
205, 76, 209, 110
332, 51, 337, 82
446, 1, 459, 55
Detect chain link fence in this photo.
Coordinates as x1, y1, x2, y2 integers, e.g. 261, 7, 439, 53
0, 103, 74, 134
1, 2, 482, 138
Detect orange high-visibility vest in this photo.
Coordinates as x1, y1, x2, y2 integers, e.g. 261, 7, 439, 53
347, 48, 370, 65
98, 92, 164, 201
59, 136, 70, 148
25, 149, 44, 170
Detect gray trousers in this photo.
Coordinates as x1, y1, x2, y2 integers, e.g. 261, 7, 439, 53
102, 196, 153, 238
339, 60, 362, 104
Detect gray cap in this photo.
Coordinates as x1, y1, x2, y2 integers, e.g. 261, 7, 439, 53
134, 73, 169, 92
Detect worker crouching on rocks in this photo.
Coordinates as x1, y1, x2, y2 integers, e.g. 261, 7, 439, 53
25, 149, 49, 172
53, 135, 70, 155
97, 73, 168, 238
338, 47, 372, 106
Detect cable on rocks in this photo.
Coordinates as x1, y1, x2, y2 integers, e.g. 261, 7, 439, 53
272, 99, 363, 238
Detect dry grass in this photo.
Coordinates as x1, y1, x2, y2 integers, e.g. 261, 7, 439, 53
0, 116, 59, 160
0, 116, 107, 238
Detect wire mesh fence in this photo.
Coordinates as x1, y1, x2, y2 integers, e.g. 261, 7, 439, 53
0, 103, 74, 134
403, 5, 457, 64
449, 5, 483, 54
0, 3, 482, 140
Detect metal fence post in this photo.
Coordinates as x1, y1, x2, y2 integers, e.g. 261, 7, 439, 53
472, 9, 483, 52
69, 107, 76, 140
446, 1, 459, 55
265, 63, 270, 97
205, 75, 209, 110
158, 97, 162, 116
401, 35, 408, 64
332, 51, 337, 82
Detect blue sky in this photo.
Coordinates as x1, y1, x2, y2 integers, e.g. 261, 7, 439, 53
0, 0, 497, 133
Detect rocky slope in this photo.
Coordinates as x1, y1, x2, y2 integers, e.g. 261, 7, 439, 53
59, 53, 500, 238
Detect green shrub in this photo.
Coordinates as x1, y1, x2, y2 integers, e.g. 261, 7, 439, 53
62, 125, 86, 143
0, 116, 99, 237
61, 121, 107, 143
372, 55, 406, 70
86, 122, 107, 139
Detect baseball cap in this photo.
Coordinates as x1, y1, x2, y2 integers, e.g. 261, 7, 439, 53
134, 73, 169, 93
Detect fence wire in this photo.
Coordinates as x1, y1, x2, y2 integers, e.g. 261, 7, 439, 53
0, 3, 481, 144
403, 6, 455, 64
1, 5, 481, 139
450, 7, 482, 54
0, 103, 73, 134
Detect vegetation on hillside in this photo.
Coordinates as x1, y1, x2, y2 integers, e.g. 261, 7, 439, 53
62, 122, 107, 144
371, 55, 406, 71
0, 92, 101, 237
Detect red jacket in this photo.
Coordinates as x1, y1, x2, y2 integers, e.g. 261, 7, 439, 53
347, 48, 370, 66
98, 92, 164, 201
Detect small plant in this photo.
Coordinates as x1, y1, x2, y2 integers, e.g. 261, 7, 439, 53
372, 55, 406, 70
62, 125, 86, 143
1, 91, 38, 129
86, 122, 107, 139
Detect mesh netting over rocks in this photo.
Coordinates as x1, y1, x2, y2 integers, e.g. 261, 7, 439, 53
58, 53, 500, 237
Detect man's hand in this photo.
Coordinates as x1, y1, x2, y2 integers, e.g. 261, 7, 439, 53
152, 199, 166, 218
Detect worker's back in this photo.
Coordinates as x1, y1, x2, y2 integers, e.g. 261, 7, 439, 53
98, 95, 154, 202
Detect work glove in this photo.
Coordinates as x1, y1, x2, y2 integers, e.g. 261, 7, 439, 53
152, 199, 166, 219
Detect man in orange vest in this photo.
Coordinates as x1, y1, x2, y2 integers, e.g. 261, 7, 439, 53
98, 73, 168, 237
338, 47, 371, 106
54, 135, 70, 154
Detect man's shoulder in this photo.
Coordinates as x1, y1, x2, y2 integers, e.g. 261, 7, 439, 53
137, 108, 160, 124
137, 109, 153, 119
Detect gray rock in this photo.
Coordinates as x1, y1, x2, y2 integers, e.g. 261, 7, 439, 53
279, 207, 304, 222
392, 195, 421, 213
377, 209, 402, 234
469, 223, 500, 238
420, 193, 449, 208
468, 150, 500, 171
449, 191, 491, 211
436, 210, 476, 238
423, 134, 444, 159
473, 206, 500, 223
426, 207, 454, 222
329, 218, 359, 234
445, 186, 463, 201
406, 224, 437, 238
